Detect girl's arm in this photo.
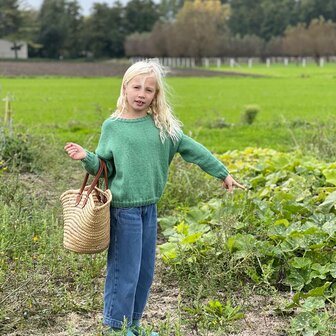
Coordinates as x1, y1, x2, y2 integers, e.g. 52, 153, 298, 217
177, 134, 244, 192
64, 143, 86, 160
65, 119, 115, 176
65, 142, 114, 177
222, 175, 245, 192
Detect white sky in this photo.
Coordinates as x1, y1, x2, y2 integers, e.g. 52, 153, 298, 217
23, 0, 129, 15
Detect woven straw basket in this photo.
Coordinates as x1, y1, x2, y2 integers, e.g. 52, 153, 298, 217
60, 159, 112, 254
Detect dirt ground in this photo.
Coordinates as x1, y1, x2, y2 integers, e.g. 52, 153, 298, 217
0, 60, 261, 78
4, 257, 288, 336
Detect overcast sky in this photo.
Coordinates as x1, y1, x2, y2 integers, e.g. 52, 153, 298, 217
23, 0, 129, 15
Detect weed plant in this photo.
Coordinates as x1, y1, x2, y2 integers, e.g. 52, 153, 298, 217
0, 130, 36, 172
0, 130, 108, 335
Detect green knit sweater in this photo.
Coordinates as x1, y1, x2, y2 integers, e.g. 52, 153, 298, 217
82, 115, 229, 208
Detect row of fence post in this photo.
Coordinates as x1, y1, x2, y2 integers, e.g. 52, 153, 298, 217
131, 56, 334, 68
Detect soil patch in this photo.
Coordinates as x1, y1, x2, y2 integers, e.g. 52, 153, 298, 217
0, 61, 262, 78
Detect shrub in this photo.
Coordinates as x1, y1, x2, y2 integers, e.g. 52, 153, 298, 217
0, 130, 36, 172
241, 105, 260, 125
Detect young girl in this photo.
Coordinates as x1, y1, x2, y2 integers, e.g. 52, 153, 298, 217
64, 59, 244, 336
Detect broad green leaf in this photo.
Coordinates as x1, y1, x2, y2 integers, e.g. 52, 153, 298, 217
274, 219, 290, 227
322, 168, 336, 186
322, 221, 336, 236
161, 227, 177, 238
181, 232, 203, 244
301, 297, 325, 311
186, 207, 210, 224
311, 263, 330, 275
290, 257, 312, 269
286, 267, 316, 290
301, 282, 331, 298
329, 263, 336, 278
318, 191, 336, 212
159, 242, 177, 260
226, 234, 256, 254
268, 224, 287, 240
158, 216, 179, 231
175, 222, 189, 235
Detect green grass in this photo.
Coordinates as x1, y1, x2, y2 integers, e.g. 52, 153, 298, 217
209, 62, 336, 78
0, 74, 335, 152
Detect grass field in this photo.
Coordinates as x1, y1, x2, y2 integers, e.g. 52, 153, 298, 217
0, 68, 335, 152
211, 61, 336, 78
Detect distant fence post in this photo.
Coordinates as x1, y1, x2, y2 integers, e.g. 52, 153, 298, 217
248, 58, 253, 68
284, 58, 288, 66
266, 58, 270, 67
191, 58, 195, 67
319, 57, 325, 67
203, 58, 209, 68
229, 58, 235, 67
3, 93, 14, 134
302, 58, 306, 67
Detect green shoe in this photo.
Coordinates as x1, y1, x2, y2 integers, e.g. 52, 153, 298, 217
103, 327, 136, 336
131, 321, 159, 336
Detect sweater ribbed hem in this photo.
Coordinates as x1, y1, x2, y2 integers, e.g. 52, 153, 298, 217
111, 197, 159, 208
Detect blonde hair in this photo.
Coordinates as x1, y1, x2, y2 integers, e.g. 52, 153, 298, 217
112, 59, 182, 143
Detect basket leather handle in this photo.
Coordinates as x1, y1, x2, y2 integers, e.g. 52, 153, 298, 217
75, 159, 108, 207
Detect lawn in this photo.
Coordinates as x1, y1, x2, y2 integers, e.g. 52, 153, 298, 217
0, 71, 335, 152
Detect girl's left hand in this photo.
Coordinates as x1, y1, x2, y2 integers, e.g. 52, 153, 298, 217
222, 175, 245, 193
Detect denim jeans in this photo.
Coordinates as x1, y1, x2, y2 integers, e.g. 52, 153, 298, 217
103, 204, 157, 329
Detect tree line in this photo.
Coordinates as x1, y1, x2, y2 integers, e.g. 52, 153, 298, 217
0, 0, 336, 59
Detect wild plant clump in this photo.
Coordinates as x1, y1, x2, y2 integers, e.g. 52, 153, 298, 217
241, 104, 260, 125
159, 148, 336, 334
0, 131, 36, 172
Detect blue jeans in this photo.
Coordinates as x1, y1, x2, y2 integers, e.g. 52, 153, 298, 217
103, 204, 157, 328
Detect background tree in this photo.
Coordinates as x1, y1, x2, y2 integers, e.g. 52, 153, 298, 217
259, 0, 298, 40
282, 23, 312, 58
264, 36, 284, 57
82, 2, 124, 58
124, 0, 160, 35
0, 0, 35, 58
0, 0, 22, 38
159, 0, 184, 21
306, 17, 336, 61
171, 0, 230, 59
36, 0, 67, 58
219, 34, 264, 58
229, 0, 297, 40
125, 20, 174, 57
124, 32, 153, 57
228, 0, 264, 39
295, 0, 336, 25
62, 0, 83, 58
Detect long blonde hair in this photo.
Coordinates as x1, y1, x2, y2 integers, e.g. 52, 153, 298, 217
112, 59, 182, 143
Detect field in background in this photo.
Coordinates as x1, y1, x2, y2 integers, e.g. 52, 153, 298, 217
210, 61, 336, 78
0, 69, 335, 152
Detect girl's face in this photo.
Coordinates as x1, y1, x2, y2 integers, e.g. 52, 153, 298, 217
123, 74, 157, 118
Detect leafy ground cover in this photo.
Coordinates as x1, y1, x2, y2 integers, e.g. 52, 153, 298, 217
160, 148, 336, 334
0, 65, 335, 335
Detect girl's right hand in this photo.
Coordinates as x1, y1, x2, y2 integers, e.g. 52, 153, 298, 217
64, 143, 87, 160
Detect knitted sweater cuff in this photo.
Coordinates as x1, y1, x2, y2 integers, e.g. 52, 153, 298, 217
81, 150, 99, 175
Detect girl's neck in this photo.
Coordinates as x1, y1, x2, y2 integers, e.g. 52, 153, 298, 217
121, 111, 149, 119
